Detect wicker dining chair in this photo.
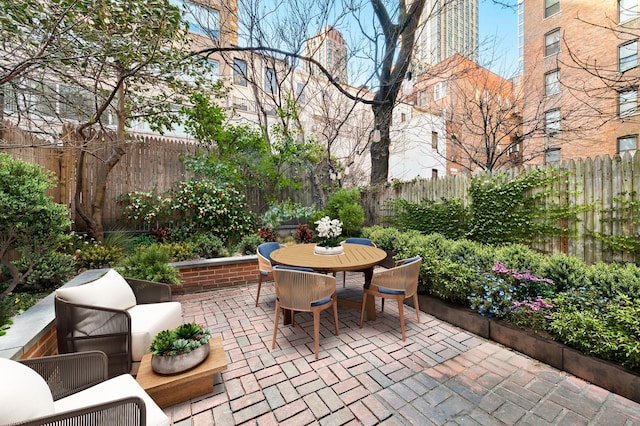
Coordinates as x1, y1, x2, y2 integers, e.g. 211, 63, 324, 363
341, 238, 376, 287
359, 256, 422, 341
271, 267, 339, 359
256, 242, 281, 306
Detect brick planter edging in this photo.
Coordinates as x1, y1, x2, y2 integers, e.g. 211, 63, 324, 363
171, 255, 259, 295
413, 294, 640, 404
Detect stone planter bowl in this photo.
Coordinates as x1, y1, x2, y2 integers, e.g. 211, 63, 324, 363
151, 341, 210, 375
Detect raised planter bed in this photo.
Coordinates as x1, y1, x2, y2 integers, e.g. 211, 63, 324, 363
412, 294, 640, 405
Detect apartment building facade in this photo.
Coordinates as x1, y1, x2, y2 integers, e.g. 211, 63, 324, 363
521, 0, 640, 164
414, 0, 479, 69
412, 54, 519, 175
303, 26, 349, 84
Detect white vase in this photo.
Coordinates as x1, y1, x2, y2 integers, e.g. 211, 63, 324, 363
151, 341, 210, 375
314, 244, 344, 255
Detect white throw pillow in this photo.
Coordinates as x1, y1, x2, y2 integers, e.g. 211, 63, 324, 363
0, 358, 55, 424
56, 269, 137, 310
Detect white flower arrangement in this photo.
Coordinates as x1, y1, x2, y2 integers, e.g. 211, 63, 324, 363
314, 216, 343, 247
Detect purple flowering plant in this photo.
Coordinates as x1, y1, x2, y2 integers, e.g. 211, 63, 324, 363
509, 296, 554, 332
469, 262, 556, 319
492, 262, 555, 299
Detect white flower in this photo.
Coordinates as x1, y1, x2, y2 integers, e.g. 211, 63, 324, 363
315, 216, 343, 240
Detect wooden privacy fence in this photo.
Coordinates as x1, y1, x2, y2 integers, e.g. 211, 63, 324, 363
1, 122, 198, 230
362, 153, 640, 265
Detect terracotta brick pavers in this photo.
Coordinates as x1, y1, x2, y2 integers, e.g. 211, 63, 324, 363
166, 274, 640, 425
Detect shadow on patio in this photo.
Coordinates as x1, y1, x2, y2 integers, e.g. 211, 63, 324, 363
166, 273, 640, 425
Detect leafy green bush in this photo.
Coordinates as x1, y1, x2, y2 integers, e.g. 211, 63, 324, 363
0, 153, 70, 300
549, 292, 640, 369
539, 253, 588, 293
234, 234, 264, 256
261, 200, 314, 229
382, 198, 470, 239
169, 180, 256, 245
117, 245, 181, 284
130, 234, 156, 250
119, 180, 256, 246
362, 226, 404, 252
360, 226, 640, 368
158, 242, 196, 261
9, 252, 76, 292
313, 188, 364, 236
188, 233, 227, 258
75, 244, 124, 269
586, 262, 640, 299
495, 244, 544, 275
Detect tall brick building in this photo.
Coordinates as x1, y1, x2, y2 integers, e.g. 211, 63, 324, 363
521, 0, 640, 165
413, 55, 519, 175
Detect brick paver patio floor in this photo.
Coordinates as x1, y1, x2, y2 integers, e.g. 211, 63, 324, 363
165, 273, 640, 425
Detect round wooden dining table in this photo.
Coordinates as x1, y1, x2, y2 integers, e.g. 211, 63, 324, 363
270, 243, 388, 321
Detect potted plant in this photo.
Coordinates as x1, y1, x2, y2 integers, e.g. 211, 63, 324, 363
313, 216, 344, 255
149, 322, 212, 375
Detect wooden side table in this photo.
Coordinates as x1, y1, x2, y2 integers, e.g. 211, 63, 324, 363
136, 336, 227, 408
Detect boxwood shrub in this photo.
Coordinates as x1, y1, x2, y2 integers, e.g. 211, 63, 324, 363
365, 226, 640, 369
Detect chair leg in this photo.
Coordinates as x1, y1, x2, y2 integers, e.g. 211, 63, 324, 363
255, 275, 263, 307
313, 309, 320, 359
381, 298, 385, 312
414, 294, 420, 322
343, 271, 346, 288
272, 300, 281, 350
359, 292, 367, 328
332, 297, 339, 336
398, 299, 406, 341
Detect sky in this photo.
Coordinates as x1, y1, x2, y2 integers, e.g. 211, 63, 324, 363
478, 0, 519, 77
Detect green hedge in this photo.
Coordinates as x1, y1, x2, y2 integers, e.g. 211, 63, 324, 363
363, 226, 640, 369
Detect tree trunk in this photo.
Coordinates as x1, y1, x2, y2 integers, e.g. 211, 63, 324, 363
74, 80, 127, 242
370, 102, 393, 184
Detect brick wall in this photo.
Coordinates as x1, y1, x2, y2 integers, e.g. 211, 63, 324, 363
172, 257, 259, 295
20, 326, 58, 359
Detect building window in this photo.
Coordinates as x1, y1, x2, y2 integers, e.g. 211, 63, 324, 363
545, 148, 561, 163
619, 40, 638, 71
264, 67, 277, 94
401, 112, 406, 122
233, 58, 247, 86
620, 0, 638, 23
618, 134, 638, 152
418, 91, 427, 107
431, 131, 438, 149
434, 81, 447, 100
619, 88, 638, 117
545, 29, 560, 56
171, 0, 220, 38
545, 0, 560, 18
296, 82, 305, 104
544, 69, 560, 96
545, 109, 560, 134
432, 169, 439, 179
